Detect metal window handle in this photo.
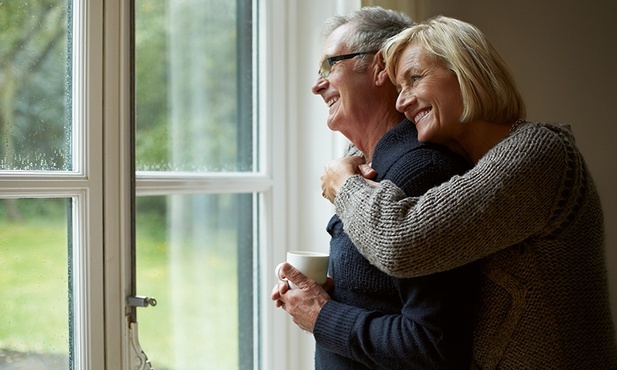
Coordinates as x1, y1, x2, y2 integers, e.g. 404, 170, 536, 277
127, 296, 157, 308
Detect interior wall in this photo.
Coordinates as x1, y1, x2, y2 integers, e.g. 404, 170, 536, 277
284, 2, 361, 369
365, 0, 617, 336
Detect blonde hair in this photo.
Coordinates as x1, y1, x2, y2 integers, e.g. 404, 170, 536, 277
384, 15, 526, 123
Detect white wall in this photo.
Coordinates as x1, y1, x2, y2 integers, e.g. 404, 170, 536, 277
272, 1, 359, 369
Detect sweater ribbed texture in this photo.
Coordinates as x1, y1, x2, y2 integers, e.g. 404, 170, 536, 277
314, 119, 479, 369
335, 122, 617, 369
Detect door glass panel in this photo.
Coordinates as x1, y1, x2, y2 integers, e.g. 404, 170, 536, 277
0, 198, 70, 368
0, 1, 72, 171
135, 0, 254, 172
135, 0, 257, 367
136, 193, 255, 369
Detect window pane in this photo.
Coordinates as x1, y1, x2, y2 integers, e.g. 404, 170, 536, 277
0, 1, 71, 171
136, 193, 255, 369
135, 0, 254, 172
0, 198, 70, 368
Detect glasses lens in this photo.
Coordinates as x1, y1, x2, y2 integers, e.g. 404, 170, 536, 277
319, 58, 330, 79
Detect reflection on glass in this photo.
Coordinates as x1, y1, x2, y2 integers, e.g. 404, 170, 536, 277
136, 194, 255, 370
0, 1, 71, 171
135, 0, 254, 172
0, 198, 70, 368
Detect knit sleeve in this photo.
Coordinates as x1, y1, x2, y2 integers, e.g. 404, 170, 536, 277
334, 124, 570, 278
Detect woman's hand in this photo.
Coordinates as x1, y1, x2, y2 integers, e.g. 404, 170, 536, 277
320, 156, 377, 203
270, 263, 331, 333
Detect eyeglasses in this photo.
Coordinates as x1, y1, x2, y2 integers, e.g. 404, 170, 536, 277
318, 50, 378, 79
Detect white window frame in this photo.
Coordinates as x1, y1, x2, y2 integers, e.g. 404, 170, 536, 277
0, 0, 106, 368
0, 0, 359, 369
0, 0, 360, 368
101, 0, 132, 368
98, 0, 360, 369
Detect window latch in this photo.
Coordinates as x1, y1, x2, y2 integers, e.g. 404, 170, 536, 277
127, 295, 157, 308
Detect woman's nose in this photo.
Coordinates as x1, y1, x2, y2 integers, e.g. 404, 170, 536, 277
395, 90, 416, 113
311, 75, 328, 95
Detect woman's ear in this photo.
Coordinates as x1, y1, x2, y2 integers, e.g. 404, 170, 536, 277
373, 50, 390, 86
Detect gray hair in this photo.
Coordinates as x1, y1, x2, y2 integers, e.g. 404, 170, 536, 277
322, 6, 414, 52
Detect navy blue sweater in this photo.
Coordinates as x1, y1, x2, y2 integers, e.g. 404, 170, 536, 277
314, 119, 480, 369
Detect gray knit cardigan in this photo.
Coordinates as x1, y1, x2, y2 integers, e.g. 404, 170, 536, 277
334, 122, 617, 369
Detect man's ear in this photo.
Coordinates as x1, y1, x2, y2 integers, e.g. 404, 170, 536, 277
373, 50, 390, 86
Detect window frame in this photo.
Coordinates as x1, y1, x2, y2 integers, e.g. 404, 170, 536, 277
0, 0, 352, 369
0, 0, 106, 368
0, 0, 359, 369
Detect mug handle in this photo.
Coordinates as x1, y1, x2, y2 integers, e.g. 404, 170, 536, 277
275, 262, 297, 289
275, 262, 287, 282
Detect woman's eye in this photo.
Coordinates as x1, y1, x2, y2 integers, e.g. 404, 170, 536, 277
410, 75, 421, 83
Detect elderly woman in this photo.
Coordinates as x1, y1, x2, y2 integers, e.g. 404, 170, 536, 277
320, 15, 617, 368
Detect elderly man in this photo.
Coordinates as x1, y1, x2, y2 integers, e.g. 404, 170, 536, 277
272, 7, 480, 369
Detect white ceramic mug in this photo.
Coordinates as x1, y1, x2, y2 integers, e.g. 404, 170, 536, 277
275, 251, 329, 289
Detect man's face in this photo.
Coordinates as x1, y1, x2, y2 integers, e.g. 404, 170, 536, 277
311, 24, 377, 137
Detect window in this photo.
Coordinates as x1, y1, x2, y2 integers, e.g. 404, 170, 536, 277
0, 1, 105, 368
133, 0, 260, 368
1, 0, 349, 369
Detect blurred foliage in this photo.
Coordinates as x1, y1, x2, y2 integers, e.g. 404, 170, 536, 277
0, 0, 70, 170
2, 0, 253, 218
0, 197, 67, 222
135, 0, 171, 170
1, 3, 253, 366
135, 0, 250, 172
1, 0, 251, 172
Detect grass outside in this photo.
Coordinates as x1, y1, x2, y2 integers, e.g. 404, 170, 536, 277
0, 212, 240, 370
0, 218, 70, 361
135, 220, 240, 370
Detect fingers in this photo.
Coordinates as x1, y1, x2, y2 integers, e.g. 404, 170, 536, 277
280, 263, 311, 289
271, 281, 285, 300
358, 164, 377, 179
272, 261, 292, 309
272, 280, 291, 308
347, 155, 367, 166
321, 156, 376, 203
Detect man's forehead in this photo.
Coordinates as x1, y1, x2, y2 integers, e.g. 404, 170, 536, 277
322, 24, 353, 57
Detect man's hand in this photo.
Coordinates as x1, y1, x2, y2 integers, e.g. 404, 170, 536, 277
270, 263, 331, 332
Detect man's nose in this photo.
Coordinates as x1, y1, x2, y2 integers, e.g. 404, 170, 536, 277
311, 75, 328, 95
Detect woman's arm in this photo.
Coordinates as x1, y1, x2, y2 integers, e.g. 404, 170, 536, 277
331, 125, 569, 277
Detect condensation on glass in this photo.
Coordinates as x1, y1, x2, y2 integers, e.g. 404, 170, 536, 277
0, 198, 71, 368
0, 1, 72, 171
0, 0, 73, 368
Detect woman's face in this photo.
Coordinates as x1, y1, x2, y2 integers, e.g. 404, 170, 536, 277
394, 42, 465, 148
